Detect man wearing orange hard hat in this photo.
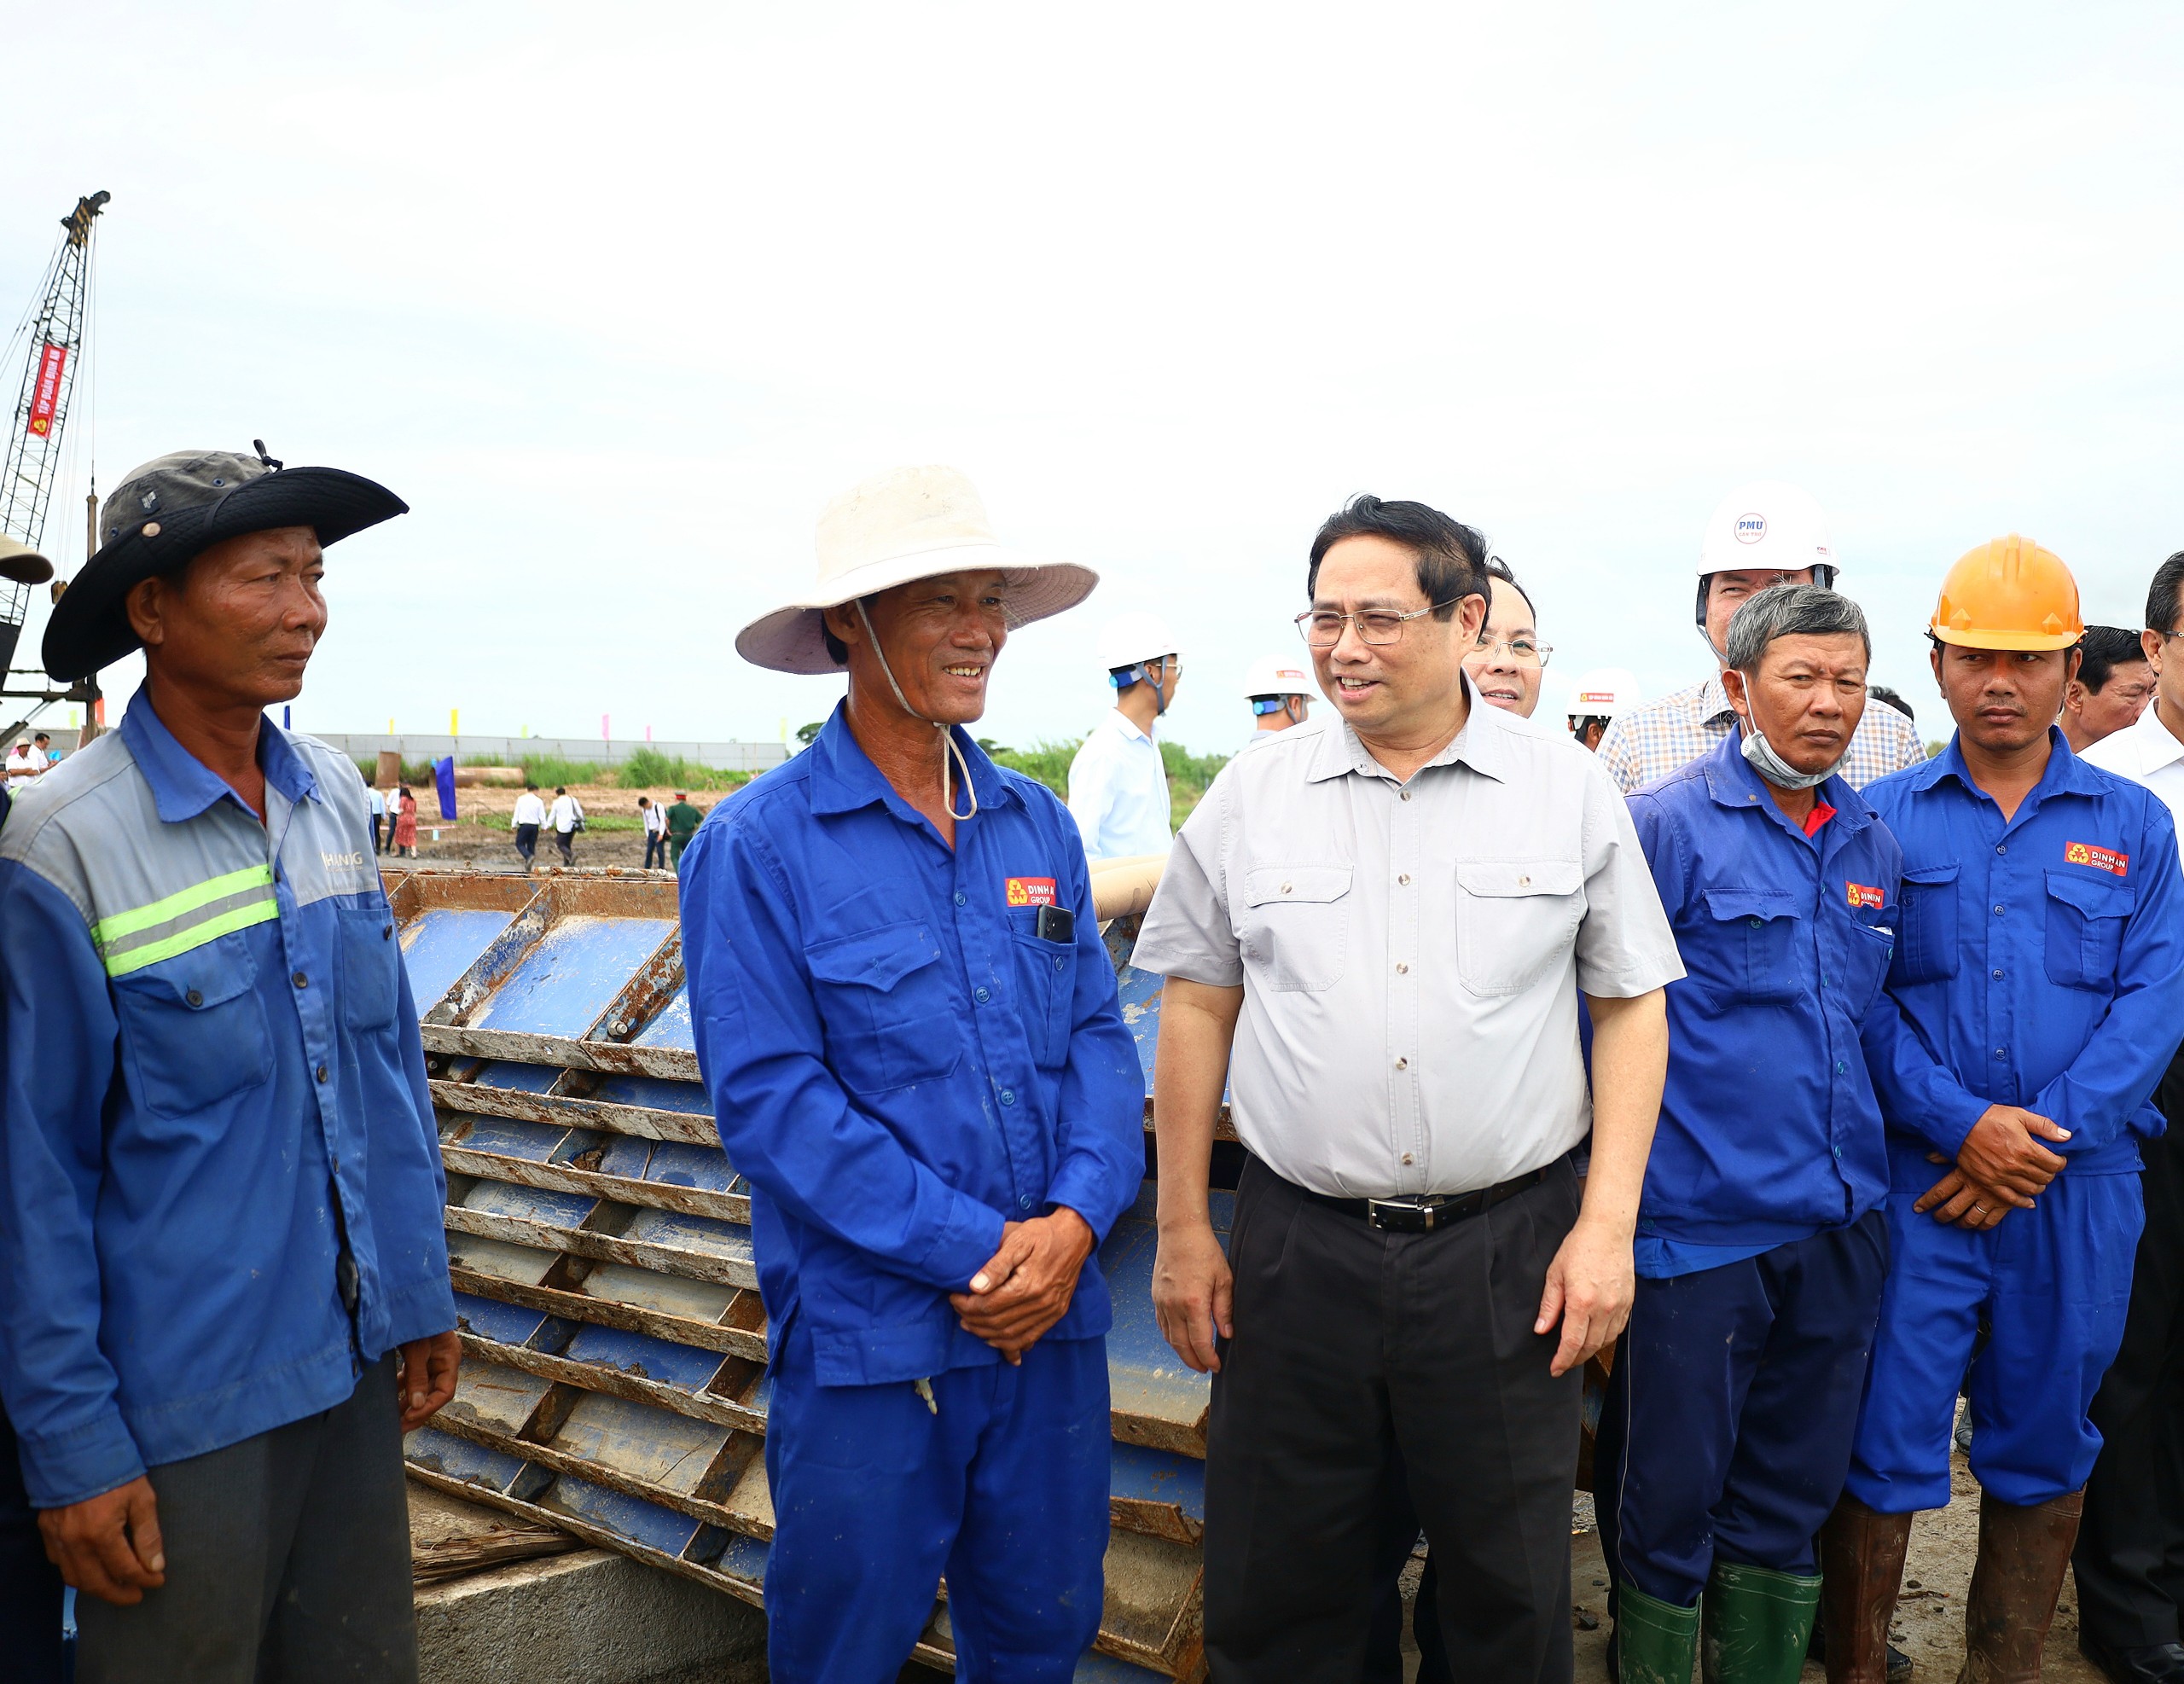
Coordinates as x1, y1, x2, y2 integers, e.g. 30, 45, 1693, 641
1820, 537, 2184, 1683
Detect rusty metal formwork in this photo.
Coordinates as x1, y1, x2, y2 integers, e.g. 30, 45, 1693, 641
392, 868, 1217, 1681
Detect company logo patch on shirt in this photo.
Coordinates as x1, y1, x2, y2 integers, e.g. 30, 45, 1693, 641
1005, 876, 1058, 908
1847, 881, 1885, 909
2065, 841, 2129, 877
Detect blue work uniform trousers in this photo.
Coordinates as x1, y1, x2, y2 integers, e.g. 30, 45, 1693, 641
1848, 1170, 2144, 1513
763, 1319, 1110, 1684
1595, 1214, 1890, 1608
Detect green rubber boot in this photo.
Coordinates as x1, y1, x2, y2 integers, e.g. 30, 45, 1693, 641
1700, 1559, 1824, 1684
1615, 1582, 1702, 1684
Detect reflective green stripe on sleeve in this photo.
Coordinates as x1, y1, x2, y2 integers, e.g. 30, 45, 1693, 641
91, 864, 275, 947
103, 897, 280, 977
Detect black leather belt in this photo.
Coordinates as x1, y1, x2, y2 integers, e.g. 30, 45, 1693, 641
1299, 1158, 1560, 1233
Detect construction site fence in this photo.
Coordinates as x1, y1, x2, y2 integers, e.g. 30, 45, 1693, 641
314, 735, 792, 772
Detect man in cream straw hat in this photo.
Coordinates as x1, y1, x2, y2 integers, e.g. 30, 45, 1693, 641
686, 466, 1145, 1681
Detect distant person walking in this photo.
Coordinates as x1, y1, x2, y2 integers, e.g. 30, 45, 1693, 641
639, 795, 667, 869
665, 790, 701, 868
549, 786, 583, 865
392, 786, 418, 857
511, 781, 545, 871
367, 781, 386, 855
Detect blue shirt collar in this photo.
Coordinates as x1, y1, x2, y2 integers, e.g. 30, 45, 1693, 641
1699, 722, 1873, 833
804, 702, 1017, 822
120, 688, 317, 824
1910, 724, 2105, 810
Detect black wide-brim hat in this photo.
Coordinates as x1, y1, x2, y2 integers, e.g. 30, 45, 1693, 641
42, 446, 407, 678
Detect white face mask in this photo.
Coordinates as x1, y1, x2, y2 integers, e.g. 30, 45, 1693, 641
1736, 675, 1845, 793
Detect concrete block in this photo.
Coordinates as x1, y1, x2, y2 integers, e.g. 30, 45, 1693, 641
416, 1548, 767, 1684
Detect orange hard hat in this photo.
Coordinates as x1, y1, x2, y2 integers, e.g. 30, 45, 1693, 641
1930, 535, 2083, 651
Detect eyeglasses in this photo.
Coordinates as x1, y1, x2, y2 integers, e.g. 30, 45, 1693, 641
1472, 634, 1553, 668
1295, 599, 1461, 649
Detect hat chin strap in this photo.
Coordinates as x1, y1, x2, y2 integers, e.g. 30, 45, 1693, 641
854, 599, 977, 822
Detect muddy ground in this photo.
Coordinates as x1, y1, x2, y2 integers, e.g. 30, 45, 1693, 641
376, 781, 714, 873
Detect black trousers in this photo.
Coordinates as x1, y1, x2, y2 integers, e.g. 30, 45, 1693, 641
2076, 1042, 2184, 1647
643, 833, 666, 868
555, 827, 575, 865
513, 822, 538, 863
1, 1397, 65, 1681
1205, 1153, 1584, 1683
75, 1357, 416, 1683
369, 815, 382, 855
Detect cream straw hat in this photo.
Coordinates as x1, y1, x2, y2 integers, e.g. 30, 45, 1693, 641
735, 465, 1099, 675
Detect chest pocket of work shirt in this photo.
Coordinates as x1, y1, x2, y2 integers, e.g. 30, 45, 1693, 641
1240, 864, 1354, 992
1008, 913, 1079, 1067
1893, 864, 1960, 986
804, 920, 961, 1094
113, 932, 276, 1118
1693, 888, 1807, 1009
339, 905, 400, 1032
2045, 870, 2134, 991
1456, 859, 1584, 996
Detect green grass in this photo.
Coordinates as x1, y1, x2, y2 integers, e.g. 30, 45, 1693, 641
617, 747, 752, 792
987, 736, 1229, 832
469, 810, 645, 833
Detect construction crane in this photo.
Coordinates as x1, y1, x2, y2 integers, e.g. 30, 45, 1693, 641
1, 189, 107, 723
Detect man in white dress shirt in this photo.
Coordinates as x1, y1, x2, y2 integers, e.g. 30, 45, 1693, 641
2077, 549, 2184, 1684
1136, 494, 1682, 1681
1067, 612, 1180, 859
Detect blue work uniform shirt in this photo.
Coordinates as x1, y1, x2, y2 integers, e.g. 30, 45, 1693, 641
1626, 732, 1900, 1269
1862, 729, 2184, 1187
0, 691, 455, 1509
681, 707, 1145, 1390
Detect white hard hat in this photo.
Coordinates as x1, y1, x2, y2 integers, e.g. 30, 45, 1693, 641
1565, 666, 1643, 718
1697, 481, 1836, 581
1240, 654, 1313, 700
1097, 611, 1179, 672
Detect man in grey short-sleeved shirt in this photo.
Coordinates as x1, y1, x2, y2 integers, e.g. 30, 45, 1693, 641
1135, 494, 1682, 1682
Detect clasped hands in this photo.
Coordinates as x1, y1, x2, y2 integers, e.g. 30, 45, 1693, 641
950, 1207, 1095, 1365
1917, 1103, 2071, 1230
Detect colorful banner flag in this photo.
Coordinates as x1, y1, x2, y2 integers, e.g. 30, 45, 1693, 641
26, 342, 67, 438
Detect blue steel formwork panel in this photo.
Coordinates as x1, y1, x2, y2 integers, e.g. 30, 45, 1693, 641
395, 869, 1209, 1681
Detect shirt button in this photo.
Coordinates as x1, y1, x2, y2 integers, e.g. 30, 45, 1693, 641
1281, 882, 1292, 894
1996, 844, 2008, 855
1395, 1056, 1409, 1071
973, 986, 991, 1004
1836, 1060, 1846, 1074
293, 971, 308, 989
999, 1089, 1016, 1106
1995, 1048, 2007, 1060
317, 1065, 329, 1083
1833, 1147, 1843, 1158
1019, 1195, 1033, 1210
1398, 874, 1411, 886
1994, 904, 2006, 916
186, 989, 204, 1007
954, 891, 967, 907
1401, 1153, 1414, 1165
1054, 956, 1066, 973
1400, 790, 1413, 802
1992, 968, 2004, 980
1396, 961, 1409, 974
1518, 874, 1531, 888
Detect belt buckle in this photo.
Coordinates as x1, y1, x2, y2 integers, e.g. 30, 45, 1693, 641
1367, 1197, 1442, 1233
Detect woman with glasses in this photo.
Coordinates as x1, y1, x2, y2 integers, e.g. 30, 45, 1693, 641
1462, 557, 1550, 718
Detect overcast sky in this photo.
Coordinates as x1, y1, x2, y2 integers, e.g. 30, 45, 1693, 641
4, 2, 2181, 758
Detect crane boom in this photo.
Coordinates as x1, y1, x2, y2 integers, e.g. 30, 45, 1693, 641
0, 189, 107, 680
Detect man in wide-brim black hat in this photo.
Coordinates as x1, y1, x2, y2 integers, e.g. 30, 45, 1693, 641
0, 446, 461, 1682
